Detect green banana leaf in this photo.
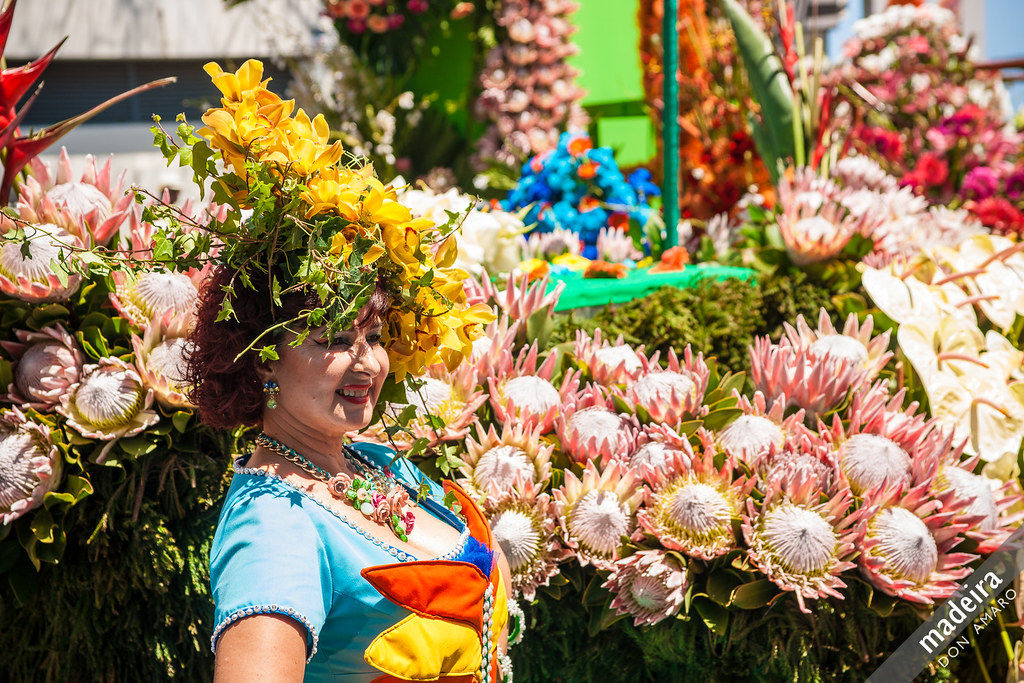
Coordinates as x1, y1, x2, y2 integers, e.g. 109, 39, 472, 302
721, 0, 795, 182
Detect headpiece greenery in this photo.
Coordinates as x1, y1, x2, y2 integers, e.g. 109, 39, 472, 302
143, 59, 494, 398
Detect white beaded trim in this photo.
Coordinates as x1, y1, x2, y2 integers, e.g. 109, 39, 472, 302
210, 603, 320, 663
506, 598, 525, 647
233, 465, 470, 563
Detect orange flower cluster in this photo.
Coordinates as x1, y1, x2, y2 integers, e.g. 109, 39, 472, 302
638, 0, 773, 220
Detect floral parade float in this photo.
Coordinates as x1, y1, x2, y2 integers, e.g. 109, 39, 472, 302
0, 0, 1023, 681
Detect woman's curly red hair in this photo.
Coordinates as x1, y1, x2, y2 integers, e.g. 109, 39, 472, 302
184, 265, 391, 429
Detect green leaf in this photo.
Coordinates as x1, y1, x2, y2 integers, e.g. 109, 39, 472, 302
30, 508, 56, 543
118, 437, 158, 456
730, 579, 780, 609
692, 595, 730, 636
171, 411, 191, 432
722, 0, 795, 179
706, 570, 743, 606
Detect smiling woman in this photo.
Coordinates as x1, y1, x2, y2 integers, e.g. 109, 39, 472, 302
165, 58, 511, 683
183, 264, 512, 682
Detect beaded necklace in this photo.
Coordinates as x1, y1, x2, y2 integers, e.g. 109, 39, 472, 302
255, 433, 416, 541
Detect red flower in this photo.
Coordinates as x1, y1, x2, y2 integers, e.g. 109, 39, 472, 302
856, 125, 904, 162
578, 196, 600, 212
968, 197, 1024, 235
917, 153, 949, 187
608, 212, 629, 230
649, 246, 690, 273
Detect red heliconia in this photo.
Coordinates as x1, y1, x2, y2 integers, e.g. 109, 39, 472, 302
0, 0, 175, 201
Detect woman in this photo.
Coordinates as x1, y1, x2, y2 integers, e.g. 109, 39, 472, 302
187, 267, 513, 681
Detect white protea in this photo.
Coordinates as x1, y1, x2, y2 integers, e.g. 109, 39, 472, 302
574, 328, 645, 386
483, 475, 570, 601
130, 317, 195, 409
0, 223, 84, 303
742, 469, 866, 613
554, 459, 643, 569
749, 333, 861, 417
622, 346, 710, 426
629, 423, 692, 473
636, 431, 752, 560
58, 357, 160, 457
0, 407, 62, 525
460, 420, 554, 495
603, 549, 690, 626
856, 484, 975, 604
833, 155, 898, 192
596, 227, 642, 262
519, 227, 583, 260
555, 383, 639, 465
716, 391, 804, 466
754, 432, 843, 496
1, 323, 84, 411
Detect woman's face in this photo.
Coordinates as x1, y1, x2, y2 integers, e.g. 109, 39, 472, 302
261, 314, 389, 438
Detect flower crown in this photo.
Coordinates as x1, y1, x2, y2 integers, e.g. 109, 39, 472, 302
148, 59, 492, 391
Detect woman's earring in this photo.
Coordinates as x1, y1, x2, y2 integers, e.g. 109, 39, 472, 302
262, 380, 280, 409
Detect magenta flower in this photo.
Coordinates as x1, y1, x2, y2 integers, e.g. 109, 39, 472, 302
961, 166, 999, 200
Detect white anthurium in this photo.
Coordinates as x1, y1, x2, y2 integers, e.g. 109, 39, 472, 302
861, 266, 946, 325
925, 371, 1024, 466
982, 449, 1020, 483
963, 262, 1024, 332
896, 315, 986, 385
980, 331, 1024, 382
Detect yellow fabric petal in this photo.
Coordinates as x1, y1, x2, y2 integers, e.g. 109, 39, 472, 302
363, 614, 481, 679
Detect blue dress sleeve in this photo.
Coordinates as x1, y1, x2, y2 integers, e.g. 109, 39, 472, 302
209, 482, 333, 662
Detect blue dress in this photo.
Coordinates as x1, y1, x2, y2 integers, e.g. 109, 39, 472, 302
209, 442, 496, 681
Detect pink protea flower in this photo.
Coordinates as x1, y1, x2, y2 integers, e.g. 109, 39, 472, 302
1, 323, 84, 410
629, 423, 692, 472
555, 383, 639, 464
109, 269, 203, 332
603, 549, 689, 626
483, 475, 570, 600
622, 346, 710, 426
130, 318, 196, 410
460, 420, 553, 495
637, 431, 753, 560
379, 363, 487, 448
753, 427, 843, 495
17, 149, 132, 247
781, 310, 893, 385
554, 459, 643, 569
856, 484, 976, 605
749, 333, 861, 417
469, 314, 520, 381
821, 383, 950, 497
716, 391, 805, 466
58, 357, 160, 456
743, 467, 866, 613
0, 406, 62, 525
0, 223, 84, 303
487, 343, 581, 433
476, 270, 564, 323
928, 444, 1024, 555
573, 328, 644, 386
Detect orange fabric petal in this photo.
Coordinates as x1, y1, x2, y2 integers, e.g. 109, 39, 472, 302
442, 481, 492, 550
361, 561, 488, 633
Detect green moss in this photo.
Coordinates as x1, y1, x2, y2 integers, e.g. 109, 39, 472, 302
548, 272, 837, 376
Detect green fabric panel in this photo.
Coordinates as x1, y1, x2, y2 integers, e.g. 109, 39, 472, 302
569, 0, 644, 106
546, 264, 756, 312
596, 115, 656, 166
